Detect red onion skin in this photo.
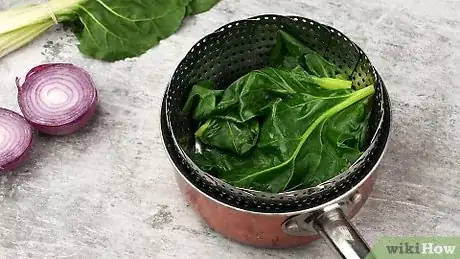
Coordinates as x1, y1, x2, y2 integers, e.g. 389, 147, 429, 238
0, 147, 32, 174
0, 108, 34, 174
17, 63, 99, 136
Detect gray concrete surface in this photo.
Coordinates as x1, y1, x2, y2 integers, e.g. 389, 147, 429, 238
1, 0, 459, 258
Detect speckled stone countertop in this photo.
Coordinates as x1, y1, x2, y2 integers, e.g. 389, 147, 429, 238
0, 0, 459, 258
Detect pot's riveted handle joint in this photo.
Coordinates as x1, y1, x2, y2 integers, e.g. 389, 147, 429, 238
281, 191, 364, 237
313, 208, 375, 259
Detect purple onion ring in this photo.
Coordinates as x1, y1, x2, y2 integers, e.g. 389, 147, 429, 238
17, 63, 99, 136
0, 108, 34, 174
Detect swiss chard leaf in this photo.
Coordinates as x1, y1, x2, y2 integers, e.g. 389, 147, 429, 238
195, 118, 259, 156
185, 67, 354, 155
195, 83, 374, 193
183, 81, 223, 120
300, 53, 346, 79
270, 30, 349, 80
210, 68, 298, 123
285, 98, 371, 191
184, 68, 298, 155
73, 0, 188, 61
0, 0, 220, 62
269, 30, 316, 69
195, 67, 353, 122
186, 0, 220, 15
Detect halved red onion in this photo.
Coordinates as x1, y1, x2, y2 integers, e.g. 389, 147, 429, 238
17, 63, 99, 136
0, 108, 34, 174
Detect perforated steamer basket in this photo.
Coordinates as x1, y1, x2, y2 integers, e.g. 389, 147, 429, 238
161, 15, 391, 259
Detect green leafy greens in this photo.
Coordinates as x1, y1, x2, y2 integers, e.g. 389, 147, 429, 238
0, 0, 220, 61
183, 30, 375, 193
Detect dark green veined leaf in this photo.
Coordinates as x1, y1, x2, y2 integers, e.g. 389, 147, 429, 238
205, 66, 351, 123
299, 53, 350, 80
189, 66, 354, 164
186, 0, 220, 15
208, 67, 298, 123
93, 0, 186, 20
73, 0, 187, 61
270, 30, 349, 80
286, 100, 371, 191
289, 65, 352, 90
183, 81, 223, 120
269, 30, 317, 69
195, 118, 259, 155
196, 85, 374, 193
208, 66, 352, 116
188, 67, 299, 155
300, 53, 343, 79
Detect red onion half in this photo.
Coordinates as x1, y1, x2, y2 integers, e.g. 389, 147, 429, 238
0, 108, 34, 174
17, 63, 98, 136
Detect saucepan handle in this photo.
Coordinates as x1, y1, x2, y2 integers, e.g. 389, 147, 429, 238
313, 208, 375, 259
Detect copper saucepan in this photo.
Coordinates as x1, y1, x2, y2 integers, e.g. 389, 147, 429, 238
160, 15, 392, 259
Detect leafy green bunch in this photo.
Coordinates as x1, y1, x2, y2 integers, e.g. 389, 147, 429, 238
0, 0, 220, 61
183, 30, 375, 193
